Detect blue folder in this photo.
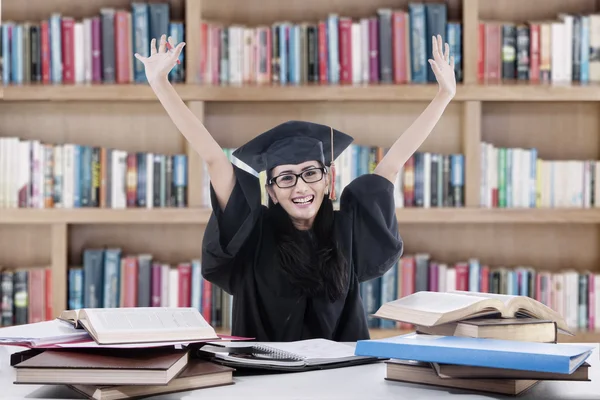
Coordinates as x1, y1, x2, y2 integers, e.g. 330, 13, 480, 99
354, 333, 594, 374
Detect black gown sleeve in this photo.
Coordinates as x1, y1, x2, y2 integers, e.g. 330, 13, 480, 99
339, 173, 404, 283
201, 164, 263, 295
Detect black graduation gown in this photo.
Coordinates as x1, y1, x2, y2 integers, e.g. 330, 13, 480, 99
201, 165, 404, 342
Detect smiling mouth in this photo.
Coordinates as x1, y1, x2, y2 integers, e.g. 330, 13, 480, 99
292, 195, 314, 205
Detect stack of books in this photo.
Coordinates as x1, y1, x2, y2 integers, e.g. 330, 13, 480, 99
0, 307, 237, 399
355, 291, 595, 396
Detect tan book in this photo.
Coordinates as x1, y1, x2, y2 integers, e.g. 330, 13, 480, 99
13, 347, 189, 386
432, 361, 590, 381
385, 360, 539, 396
68, 359, 235, 400
373, 291, 571, 334
58, 307, 219, 345
415, 317, 558, 343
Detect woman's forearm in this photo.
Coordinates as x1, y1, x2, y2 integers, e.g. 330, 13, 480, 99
373, 91, 453, 183
149, 76, 235, 210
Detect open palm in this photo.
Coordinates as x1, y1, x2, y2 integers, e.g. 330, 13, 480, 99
135, 34, 185, 84
428, 34, 456, 98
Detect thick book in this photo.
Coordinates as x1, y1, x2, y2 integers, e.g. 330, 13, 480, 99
68, 359, 234, 399
385, 359, 540, 396
13, 347, 189, 386
354, 333, 594, 374
58, 307, 219, 345
198, 338, 380, 372
415, 317, 558, 343
432, 361, 590, 381
373, 290, 571, 334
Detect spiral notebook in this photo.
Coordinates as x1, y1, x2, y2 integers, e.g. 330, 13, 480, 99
197, 338, 380, 371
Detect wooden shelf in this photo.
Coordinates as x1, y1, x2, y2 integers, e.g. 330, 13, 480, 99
5, 82, 600, 102
0, 208, 213, 224
2, 207, 600, 225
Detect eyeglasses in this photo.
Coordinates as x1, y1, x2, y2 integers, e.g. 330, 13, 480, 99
268, 167, 327, 188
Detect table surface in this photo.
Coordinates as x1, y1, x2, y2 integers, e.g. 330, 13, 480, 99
1, 343, 598, 400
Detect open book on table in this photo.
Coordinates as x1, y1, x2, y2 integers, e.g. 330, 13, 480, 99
373, 291, 572, 334
58, 307, 219, 345
197, 338, 380, 371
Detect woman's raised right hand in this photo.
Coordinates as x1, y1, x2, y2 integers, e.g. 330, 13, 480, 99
135, 34, 185, 84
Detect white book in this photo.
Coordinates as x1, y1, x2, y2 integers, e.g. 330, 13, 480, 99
74, 22, 85, 83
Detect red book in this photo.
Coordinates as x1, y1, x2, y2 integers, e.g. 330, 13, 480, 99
338, 17, 353, 84
199, 22, 208, 83
479, 265, 490, 293
318, 21, 328, 83
114, 10, 130, 84
178, 263, 191, 307
399, 256, 415, 329
40, 21, 51, 84
478, 22, 485, 81
61, 17, 75, 84
392, 11, 408, 83
455, 263, 469, 291
202, 280, 212, 323
529, 23, 540, 81
45, 268, 53, 320
484, 23, 501, 81
28, 269, 45, 323
151, 263, 162, 307
123, 257, 138, 307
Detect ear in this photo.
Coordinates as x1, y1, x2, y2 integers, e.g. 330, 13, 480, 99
266, 184, 278, 204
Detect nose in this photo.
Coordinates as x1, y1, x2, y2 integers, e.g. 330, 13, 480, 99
294, 177, 309, 193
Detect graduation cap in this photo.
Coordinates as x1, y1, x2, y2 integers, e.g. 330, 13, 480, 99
232, 120, 354, 200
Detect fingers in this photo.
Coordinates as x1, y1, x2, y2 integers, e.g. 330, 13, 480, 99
450, 55, 455, 70
428, 59, 442, 77
432, 35, 441, 61
437, 34, 443, 58
150, 38, 157, 56
134, 53, 146, 63
159, 34, 167, 53
444, 43, 450, 63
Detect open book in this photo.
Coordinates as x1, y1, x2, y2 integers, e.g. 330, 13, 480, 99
58, 307, 219, 345
373, 291, 571, 334
198, 338, 379, 371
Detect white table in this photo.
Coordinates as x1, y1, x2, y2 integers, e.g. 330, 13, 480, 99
1, 343, 598, 400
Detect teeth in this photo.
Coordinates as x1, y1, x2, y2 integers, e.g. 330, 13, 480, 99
293, 196, 313, 204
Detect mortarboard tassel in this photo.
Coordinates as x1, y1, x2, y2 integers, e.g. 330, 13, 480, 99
329, 127, 336, 201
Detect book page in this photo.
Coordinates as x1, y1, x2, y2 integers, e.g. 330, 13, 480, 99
261, 339, 362, 362
451, 291, 518, 307
384, 291, 493, 314
84, 307, 214, 334
0, 319, 91, 345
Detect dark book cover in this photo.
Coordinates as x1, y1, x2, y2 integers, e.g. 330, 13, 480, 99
425, 3, 447, 82
501, 23, 516, 79
516, 25, 530, 80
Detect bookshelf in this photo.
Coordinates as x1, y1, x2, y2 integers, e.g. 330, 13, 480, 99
1, 0, 600, 343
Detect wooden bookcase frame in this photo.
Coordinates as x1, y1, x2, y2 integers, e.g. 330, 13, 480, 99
1, 0, 599, 342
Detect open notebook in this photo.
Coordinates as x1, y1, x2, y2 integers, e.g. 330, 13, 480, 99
197, 339, 380, 371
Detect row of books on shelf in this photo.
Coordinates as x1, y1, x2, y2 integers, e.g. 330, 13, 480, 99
2, 251, 598, 336
0, 137, 188, 209
479, 13, 600, 83
480, 141, 600, 209
67, 248, 233, 331
198, 3, 462, 86
1, 2, 184, 85
201, 146, 466, 210
362, 253, 600, 332
0, 267, 52, 327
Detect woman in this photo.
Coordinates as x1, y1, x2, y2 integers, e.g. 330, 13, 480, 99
136, 34, 456, 342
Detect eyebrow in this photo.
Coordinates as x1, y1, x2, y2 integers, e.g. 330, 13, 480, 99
278, 165, 319, 174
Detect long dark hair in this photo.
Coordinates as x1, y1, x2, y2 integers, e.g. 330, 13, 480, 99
266, 168, 348, 302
